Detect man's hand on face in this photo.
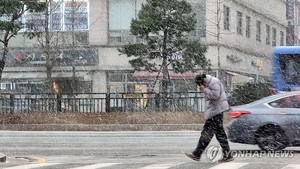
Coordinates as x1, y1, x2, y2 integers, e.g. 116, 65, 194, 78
199, 84, 205, 91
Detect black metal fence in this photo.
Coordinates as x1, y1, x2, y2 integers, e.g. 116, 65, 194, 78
0, 92, 205, 113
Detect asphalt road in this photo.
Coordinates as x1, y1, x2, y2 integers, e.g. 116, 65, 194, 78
0, 131, 300, 169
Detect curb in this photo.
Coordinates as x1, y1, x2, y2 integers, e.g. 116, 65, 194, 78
0, 124, 204, 131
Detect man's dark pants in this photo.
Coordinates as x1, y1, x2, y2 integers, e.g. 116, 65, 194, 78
193, 113, 230, 157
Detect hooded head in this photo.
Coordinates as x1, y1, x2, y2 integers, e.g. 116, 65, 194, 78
194, 74, 206, 86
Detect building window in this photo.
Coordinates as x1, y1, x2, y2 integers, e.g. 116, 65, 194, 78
64, 1, 88, 30
24, 0, 89, 32
266, 24, 270, 45
108, 0, 147, 44
246, 16, 251, 38
109, 73, 124, 82
190, 2, 206, 40
50, 2, 63, 31
237, 11, 243, 35
256, 21, 261, 42
280, 31, 285, 46
0, 83, 7, 90
108, 71, 138, 93
25, 12, 47, 32
109, 0, 136, 31
272, 27, 277, 46
223, 5, 230, 30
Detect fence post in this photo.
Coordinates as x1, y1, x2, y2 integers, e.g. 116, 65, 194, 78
9, 94, 14, 114
106, 93, 110, 112
57, 93, 62, 112
155, 93, 160, 111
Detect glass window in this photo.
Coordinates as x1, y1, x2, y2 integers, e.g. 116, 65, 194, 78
237, 11, 243, 35
30, 83, 47, 94
64, 1, 88, 30
266, 24, 270, 45
25, 12, 47, 32
223, 5, 230, 30
108, 0, 146, 44
109, 74, 124, 82
269, 95, 300, 108
246, 16, 250, 38
0, 83, 6, 90
279, 54, 300, 84
78, 81, 92, 93
109, 0, 136, 30
50, 2, 62, 31
191, 2, 206, 39
23, 0, 88, 32
256, 20, 261, 42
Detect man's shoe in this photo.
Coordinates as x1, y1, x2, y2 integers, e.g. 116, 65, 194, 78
185, 153, 200, 161
218, 155, 234, 163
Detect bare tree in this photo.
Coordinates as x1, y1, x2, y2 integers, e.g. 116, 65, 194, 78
25, 0, 88, 93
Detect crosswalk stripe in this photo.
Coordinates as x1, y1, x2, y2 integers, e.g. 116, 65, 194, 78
208, 162, 249, 169
70, 163, 120, 169
139, 162, 184, 169
2, 163, 60, 169
282, 164, 300, 169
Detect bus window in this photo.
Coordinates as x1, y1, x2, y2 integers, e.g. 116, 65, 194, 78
279, 54, 300, 85
271, 46, 300, 93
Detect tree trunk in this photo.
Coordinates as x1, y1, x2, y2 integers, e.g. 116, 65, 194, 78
161, 58, 169, 111
45, 0, 52, 93
0, 46, 8, 81
0, 30, 10, 81
46, 64, 52, 92
160, 29, 170, 111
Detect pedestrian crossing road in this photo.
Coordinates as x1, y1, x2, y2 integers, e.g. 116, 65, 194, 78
2, 161, 300, 169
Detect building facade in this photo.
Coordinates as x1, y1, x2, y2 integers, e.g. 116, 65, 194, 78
206, 0, 286, 89
0, 0, 287, 94
286, 0, 300, 45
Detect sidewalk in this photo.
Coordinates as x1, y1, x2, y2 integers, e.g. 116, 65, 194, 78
0, 111, 232, 131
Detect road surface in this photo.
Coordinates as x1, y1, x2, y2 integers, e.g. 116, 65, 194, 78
0, 131, 300, 169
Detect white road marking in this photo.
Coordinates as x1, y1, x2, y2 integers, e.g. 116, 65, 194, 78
139, 162, 184, 169
70, 163, 120, 169
208, 162, 249, 169
2, 163, 60, 169
282, 164, 300, 169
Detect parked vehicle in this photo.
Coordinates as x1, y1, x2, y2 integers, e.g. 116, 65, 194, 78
227, 91, 300, 151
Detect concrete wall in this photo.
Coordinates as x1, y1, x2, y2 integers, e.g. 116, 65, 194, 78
89, 0, 108, 45
99, 47, 132, 70
93, 70, 107, 93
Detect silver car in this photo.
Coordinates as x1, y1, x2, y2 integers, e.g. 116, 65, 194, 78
227, 91, 300, 151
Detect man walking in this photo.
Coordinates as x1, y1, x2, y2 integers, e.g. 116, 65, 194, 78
185, 74, 234, 162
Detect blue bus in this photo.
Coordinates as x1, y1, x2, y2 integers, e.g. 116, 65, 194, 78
272, 46, 300, 93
